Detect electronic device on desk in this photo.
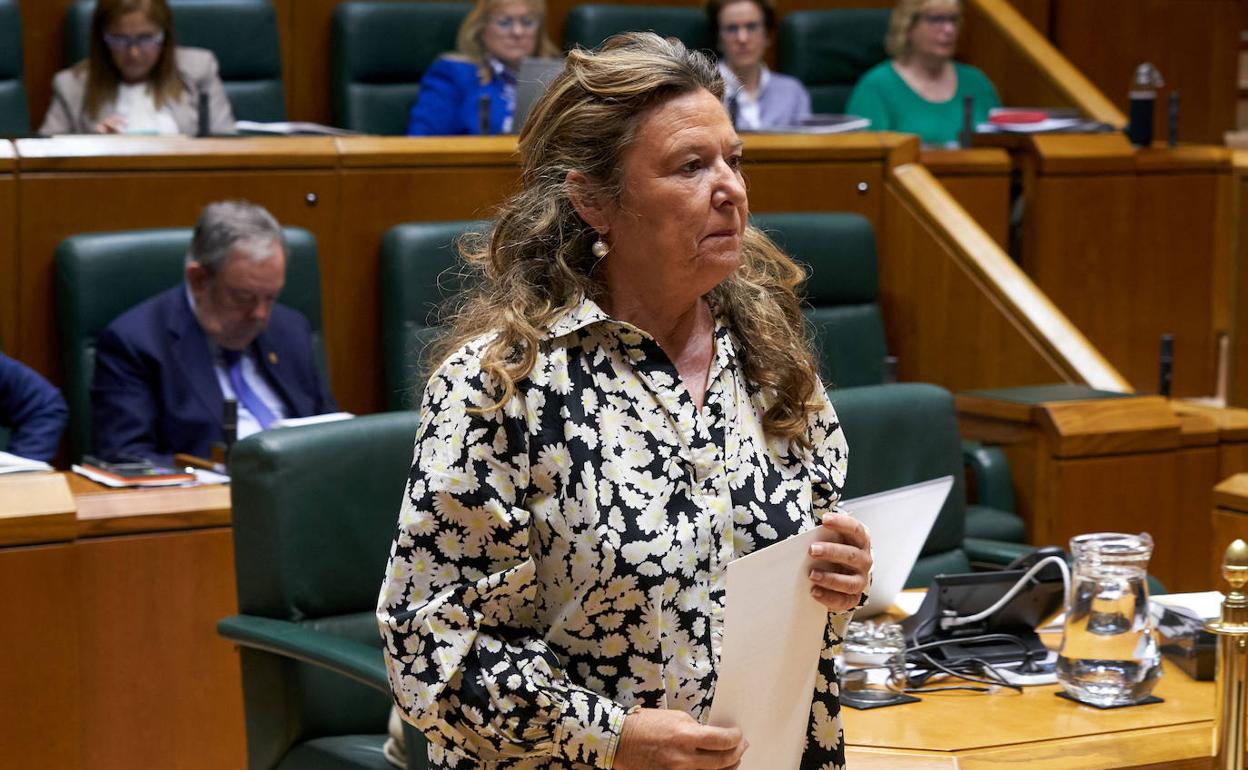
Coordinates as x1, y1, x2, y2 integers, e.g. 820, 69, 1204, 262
901, 546, 1067, 668
73, 456, 196, 488
1152, 598, 1218, 681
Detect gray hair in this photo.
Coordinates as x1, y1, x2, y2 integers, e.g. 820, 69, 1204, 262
186, 200, 286, 274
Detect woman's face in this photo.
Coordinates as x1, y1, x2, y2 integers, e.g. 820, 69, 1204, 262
718, 0, 768, 73
598, 89, 747, 302
104, 10, 165, 84
907, 1, 961, 61
480, 0, 540, 69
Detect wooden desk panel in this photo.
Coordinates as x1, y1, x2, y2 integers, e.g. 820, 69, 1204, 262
0, 542, 81, 770
846, 660, 1212, 768
1022, 139, 1231, 399
921, 148, 1011, 248
76, 527, 245, 770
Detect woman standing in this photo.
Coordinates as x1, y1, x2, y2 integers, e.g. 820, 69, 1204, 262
379, 32, 870, 770
705, 0, 811, 130
847, 0, 999, 146
39, 0, 234, 135
406, 0, 561, 136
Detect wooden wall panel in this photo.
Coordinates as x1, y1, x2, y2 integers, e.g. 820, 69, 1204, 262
17, 0, 74, 132
0, 151, 16, 353
0, 543, 80, 770
1171, 445, 1220, 593
1231, 157, 1248, 408
880, 182, 1062, 391
76, 528, 245, 770
1049, 0, 1243, 144
336, 165, 520, 411
16, 168, 341, 400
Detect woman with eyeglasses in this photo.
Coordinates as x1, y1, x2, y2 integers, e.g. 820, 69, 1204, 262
704, 0, 810, 131
39, 0, 234, 136
846, 0, 998, 146
406, 0, 561, 136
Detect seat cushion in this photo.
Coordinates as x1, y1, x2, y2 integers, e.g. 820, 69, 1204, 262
0, 0, 31, 134
908, 548, 971, 589
562, 4, 710, 51
778, 9, 890, 114
276, 735, 392, 770
965, 504, 1026, 542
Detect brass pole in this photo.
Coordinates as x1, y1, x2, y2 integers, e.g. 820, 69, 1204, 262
1208, 539, 1248, 770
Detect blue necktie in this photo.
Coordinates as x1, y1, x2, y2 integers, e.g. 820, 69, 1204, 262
222, 349, 277, 430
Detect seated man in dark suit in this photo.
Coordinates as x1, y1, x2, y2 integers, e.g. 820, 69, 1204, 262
1, 352, 70, 463
91, 200, 337, 464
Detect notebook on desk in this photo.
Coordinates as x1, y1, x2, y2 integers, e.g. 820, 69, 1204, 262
842, 476, 953, 619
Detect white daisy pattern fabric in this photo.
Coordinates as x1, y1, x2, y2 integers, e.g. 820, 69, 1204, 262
378, 297, 855, 769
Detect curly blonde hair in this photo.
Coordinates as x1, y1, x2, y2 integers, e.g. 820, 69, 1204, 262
885, 0, 961, 60
431, 32, 822, 448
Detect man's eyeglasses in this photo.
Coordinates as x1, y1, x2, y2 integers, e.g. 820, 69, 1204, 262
917, 12, 961, 27
720, 21, 764, 37
103, 32, 166, 51
489, 15, 539, 32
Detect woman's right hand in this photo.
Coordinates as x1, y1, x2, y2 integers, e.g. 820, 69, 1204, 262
614, 708, 748, 769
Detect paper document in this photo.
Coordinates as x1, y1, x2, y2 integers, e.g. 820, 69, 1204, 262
0, 451, 53, 474
708, 524, 841, 770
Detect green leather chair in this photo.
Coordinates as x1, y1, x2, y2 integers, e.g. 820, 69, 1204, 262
53, 227, 326, 462
65, 0, 287, 122
778, 8, 890, 114
0, 0, 31, 135
219, 412, 428, 770
753, 212, 888, 389
829, 382, 1030, 588
563, 4, 711, 52
331, 2, 470, 135
380, 220, 486, 411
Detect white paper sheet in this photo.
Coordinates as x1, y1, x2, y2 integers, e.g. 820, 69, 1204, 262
707, 524, 840, 770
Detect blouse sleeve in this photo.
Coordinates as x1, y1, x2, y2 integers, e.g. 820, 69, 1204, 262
377, 347, 629, 767
39, 70, 79, 136
407, 58, 469, 136
199, 51, 236, 134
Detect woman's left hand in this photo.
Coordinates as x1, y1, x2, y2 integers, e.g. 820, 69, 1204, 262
807, 512, 872, 613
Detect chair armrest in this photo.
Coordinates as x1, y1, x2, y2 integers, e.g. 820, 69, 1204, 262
218, 614, 390, 694
962, 440, 1015, 513
963, 537, 1034, 567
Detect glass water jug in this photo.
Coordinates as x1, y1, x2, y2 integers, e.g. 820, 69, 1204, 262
1056, 532, 1162, 706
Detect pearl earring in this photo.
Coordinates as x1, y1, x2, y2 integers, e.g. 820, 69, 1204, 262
591, 238, 610, 259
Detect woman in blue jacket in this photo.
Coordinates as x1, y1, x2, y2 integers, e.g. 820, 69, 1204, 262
407, 0, 560, 135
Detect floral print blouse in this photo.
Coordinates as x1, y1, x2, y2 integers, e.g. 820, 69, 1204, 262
377, 297, 853, 769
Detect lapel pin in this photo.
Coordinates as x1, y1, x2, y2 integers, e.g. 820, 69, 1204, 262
268, 351, 278, 365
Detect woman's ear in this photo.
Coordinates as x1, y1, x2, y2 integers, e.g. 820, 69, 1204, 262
565, 170, 609, 235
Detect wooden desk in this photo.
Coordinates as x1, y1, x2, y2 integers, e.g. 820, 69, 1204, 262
845, 656, 1214, 768
920, 147, 1012, 248
9, 133, 1128, 416
0, 472, 244, 770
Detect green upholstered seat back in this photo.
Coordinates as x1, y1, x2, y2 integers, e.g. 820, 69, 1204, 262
66, 0, 287, 121
562, 4, 712, 52
0, 0, 31, 135
752, 212, 887, 388
778, 8, 890, 115
54, 227, 324, 462
829, 382, 971, 587
331, 2, 470, 135
228, 412, 419, 764
380, 220, 486, 411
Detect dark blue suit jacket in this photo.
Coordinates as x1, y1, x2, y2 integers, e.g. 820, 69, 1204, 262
91, 285, 337, 464
406, 57, 510, 136
0, 353, 69, 462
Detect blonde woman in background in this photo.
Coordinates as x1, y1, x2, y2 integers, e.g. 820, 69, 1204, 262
847, 0, 998, 146
406, 0, 560, 135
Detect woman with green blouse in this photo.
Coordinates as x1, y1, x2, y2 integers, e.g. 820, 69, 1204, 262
847, 0, 999, 147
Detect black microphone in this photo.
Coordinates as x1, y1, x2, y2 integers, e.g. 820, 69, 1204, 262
222, 398, 238, 452
1158, 334, 1173, 398
1167, 91, 1179, 147
478, 93, 491, 136
197, 89, 210, 137
958, 95, 974, 148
